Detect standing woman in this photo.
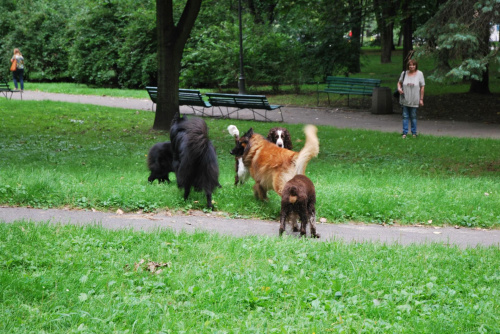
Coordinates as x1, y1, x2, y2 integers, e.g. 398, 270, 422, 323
10, 48, 25, 91
396, 59, 425, 138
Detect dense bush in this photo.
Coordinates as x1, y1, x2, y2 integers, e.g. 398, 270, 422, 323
0, 0, 356, 89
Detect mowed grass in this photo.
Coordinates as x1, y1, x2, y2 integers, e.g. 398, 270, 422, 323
1, 222, 499, 333
0, 99, 499, 228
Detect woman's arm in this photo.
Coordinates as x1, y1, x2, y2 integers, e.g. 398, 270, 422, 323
419, 86, 425, 106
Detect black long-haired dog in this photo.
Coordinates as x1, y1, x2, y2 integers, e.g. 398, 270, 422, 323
147, 141, 174, 184
170, 113, 220, 209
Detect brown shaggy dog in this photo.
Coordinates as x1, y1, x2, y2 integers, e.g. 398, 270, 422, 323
230, 125, 319, 200
279, 175, 319, 238
267, 127, 293, 150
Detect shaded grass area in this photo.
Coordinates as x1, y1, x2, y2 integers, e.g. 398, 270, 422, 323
0, 99, 499, 227
1, 222, 499, 333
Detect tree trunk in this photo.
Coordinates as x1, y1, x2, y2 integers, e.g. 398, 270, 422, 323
374, 0, 396, 64
469, 22, 491, 94
348, 0, 363, 73
153, 0, 203, 131
470, 66, 490, 94
401, 0, 413, 71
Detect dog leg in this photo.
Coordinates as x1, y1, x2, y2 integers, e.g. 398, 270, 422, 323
279, 211, 287, 236
206, 192, 214, 210
253, 183, 268, 201
309, 211, 320, 238
183, 186, 191, 201
234, 159, 239, 185
299, 211, 308, 237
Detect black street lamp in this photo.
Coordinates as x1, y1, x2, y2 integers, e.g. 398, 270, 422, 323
238, 0, 246, 95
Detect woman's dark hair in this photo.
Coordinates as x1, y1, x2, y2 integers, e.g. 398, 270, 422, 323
406, 59, 418, 70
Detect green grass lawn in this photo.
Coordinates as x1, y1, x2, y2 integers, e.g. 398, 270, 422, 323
1, 99, 499, 228
1, 222, 499, 333
1, 49, 499, 333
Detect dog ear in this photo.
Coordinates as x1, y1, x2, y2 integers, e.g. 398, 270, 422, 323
244, 128, 254, 138
284, 130, 293, 150
266, 128, 275, 141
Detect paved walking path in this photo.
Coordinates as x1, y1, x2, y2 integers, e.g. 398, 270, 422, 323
1, 207, 498, 249
3, 90, 499, 248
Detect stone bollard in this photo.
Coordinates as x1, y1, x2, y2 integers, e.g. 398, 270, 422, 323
371, 87, 393, 114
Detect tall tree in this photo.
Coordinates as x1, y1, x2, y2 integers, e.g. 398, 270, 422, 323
154, 0, 203, 130
373, 0, 397, 63
347, 0, 365, 73
415, 0, 500, 93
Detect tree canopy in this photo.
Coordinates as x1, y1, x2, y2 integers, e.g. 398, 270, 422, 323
1, 0, 498, 94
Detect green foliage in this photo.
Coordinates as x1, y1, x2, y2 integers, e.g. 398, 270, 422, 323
1, 0, 364, 89
415, 0, 500, 83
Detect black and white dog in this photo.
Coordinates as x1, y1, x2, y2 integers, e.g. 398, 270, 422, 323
170, 113, 220, 209
228, 125, 250, 185
147, 141, 174, 184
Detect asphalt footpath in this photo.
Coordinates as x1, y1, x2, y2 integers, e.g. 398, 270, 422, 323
1, 207, 498, 249
2, 90, 499, 248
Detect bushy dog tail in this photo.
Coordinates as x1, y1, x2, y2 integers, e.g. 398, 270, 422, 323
295, 125, 319, 174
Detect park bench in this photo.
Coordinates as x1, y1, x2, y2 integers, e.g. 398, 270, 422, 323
0, 79, 23, 100
317, 76, 381, 106
145, 87, 211, 115
205, 93, 283, 122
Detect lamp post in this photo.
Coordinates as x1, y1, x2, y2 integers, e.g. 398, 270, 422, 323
238, 0, 246, 95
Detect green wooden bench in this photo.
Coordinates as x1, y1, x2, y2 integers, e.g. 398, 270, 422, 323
205, 93, 283, 122
145, 87, 211, 115
0, 79, 23, 100
317, 76, 381, 106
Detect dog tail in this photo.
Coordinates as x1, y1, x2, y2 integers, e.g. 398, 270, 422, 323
227, 125, 239, 138
295, 125, 319, 174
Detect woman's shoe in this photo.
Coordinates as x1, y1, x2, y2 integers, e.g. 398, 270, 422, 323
412, 134, 417, 138
402, 134, 407, 139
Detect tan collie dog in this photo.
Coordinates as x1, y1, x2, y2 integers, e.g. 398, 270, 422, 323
230, 125, 319, 200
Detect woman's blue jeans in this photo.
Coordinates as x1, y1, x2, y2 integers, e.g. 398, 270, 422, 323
12, 69, 24, 91
402, 106, 417, 135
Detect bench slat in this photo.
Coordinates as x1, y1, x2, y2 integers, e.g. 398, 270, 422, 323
146, 87, 211, 108
317, 76, 381, 106
0, 79, 23, 100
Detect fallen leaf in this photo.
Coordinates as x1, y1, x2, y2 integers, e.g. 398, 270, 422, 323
146, 261, 171, 274
134, 259, 145, 271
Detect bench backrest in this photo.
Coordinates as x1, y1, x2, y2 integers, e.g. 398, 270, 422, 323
179, 89, 208, 107
325, 76, 381, 94
206, 93, 273, 110
146, 87, 208, 107
146, 86, 157, 103
0, 79, 12, 91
